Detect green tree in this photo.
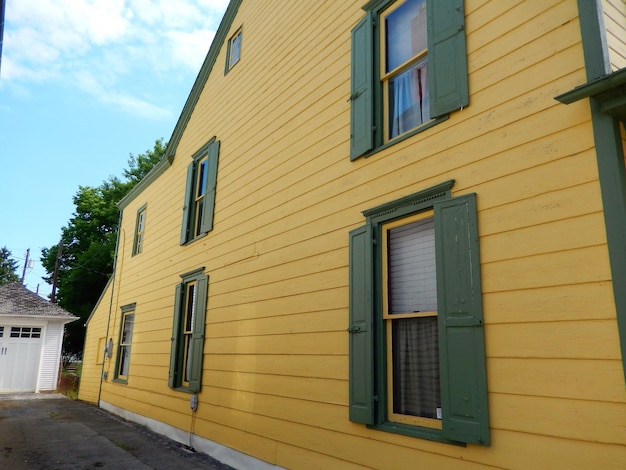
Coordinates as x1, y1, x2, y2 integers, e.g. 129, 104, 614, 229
41, 139, 166, 356
0, 247, 20, 285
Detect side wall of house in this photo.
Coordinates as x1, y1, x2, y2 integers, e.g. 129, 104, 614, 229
37, 321, 64, 391
79, 280, 113, 404
88, 1, 626, 468
603, 0, 626, 71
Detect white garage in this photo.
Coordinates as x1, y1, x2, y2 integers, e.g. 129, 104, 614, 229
0, 283, 77, 393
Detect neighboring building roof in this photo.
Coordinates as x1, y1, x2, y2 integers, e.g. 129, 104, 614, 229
0, 282, 78, 320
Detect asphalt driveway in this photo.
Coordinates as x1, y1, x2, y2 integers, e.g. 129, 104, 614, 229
0, 393, 235, 469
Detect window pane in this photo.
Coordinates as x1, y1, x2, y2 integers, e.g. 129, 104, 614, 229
230, 31, 242, 68
119, 346, 131, 377
385, 0, 426, 72
185, 283, 196, 333
388, 60, 429, 139
122, 314, 134, 344
197, 159, 208, 198
392, 316, 441, 419
195, 199, 205, 236
388, 216, 436, 313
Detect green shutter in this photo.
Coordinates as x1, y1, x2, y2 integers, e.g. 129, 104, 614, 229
188, 274, 208, 393
427, 0, 469, 118
200, 141, 220, 234
348, 224, 375, 424
168, 283, 183, 389
350, 15, 374, 160
180, 164, 195, 245
434, 194, 489, 445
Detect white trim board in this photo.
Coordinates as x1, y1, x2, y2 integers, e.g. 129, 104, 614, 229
99, 400, 285, 470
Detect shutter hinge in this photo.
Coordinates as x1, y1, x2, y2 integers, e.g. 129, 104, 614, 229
347, 90, 364, 102
346, 325, 362, 333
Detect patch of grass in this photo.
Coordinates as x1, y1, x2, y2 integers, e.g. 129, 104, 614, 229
113, 441, 136, 451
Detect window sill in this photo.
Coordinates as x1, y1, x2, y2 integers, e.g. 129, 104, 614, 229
181, 231, 208, 246
171, 385, 198, 394
112, 378, 128, 385
368, 421, 464, 446
358, 115, 449, 161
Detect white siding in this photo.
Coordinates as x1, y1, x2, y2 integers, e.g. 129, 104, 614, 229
37, 322, 64, 391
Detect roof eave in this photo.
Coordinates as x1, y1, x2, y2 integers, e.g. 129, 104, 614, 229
118, 0, 244, 210
555, 67, 626, 122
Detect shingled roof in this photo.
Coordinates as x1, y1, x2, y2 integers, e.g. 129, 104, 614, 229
0, 282, 78, 320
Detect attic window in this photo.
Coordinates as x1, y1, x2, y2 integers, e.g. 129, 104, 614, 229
226, 27, 242, 73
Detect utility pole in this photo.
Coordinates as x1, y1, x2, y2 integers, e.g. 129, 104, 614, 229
20, 248, 30, 284
51, 241, 63, 303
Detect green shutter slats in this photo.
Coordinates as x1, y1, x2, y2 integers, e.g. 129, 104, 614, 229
427, 0, 469, 118
434, 193, 490, 446
168, 283, 183, 389
350, 15, 374, 160
188, 274, 208, 393
200, 141, 220, 234
348, 224, 375, 424
180, 164, 195, 245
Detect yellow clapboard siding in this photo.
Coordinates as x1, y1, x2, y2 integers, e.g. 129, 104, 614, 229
479, 180, 601, 236
485, 319, 621, 359
194, 401, 491, 470
203, 370, 345, 405
209, 244, 346, 294
482, 245, 611, 293
469, 1, 578, 72
466, 0, 524, 35
205, 331, 345, 356
488, 358, 625, 402
482, 281, 616, 323
209, 268, 347, 308
479, 429, 626, 470
490, 392, 625, 445
209, 287, 347, 323
207, 354, 347, 380
79, 1, 626, 468
480, 212, 607, 263
206, 309, 346, 338
274, 443, 367, 470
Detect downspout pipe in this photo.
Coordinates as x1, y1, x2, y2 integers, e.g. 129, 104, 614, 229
97, 211, 123, 405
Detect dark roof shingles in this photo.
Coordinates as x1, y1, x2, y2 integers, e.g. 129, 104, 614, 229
0, 283, 77, 319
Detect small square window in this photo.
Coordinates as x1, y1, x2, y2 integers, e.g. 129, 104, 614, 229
226, 28, 242, 72
132, 205, 147, 256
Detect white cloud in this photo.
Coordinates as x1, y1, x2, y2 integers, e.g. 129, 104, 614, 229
4, 0, 229, 118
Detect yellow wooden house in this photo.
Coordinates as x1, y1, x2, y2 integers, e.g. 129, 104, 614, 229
79, 0, 626, 468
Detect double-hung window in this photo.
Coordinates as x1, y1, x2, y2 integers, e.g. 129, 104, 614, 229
225, 27, 242, 73
114, 304, 135, 383
348, 181, 490, 445
180, 139, 220, 245
132, 205, 147, 256
168, 268, 208, 393
350, 0, 469, 159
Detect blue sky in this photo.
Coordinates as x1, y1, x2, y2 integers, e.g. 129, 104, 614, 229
0, 0, 229, 297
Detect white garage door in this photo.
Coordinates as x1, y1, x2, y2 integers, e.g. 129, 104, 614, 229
0, 325, 43, 392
